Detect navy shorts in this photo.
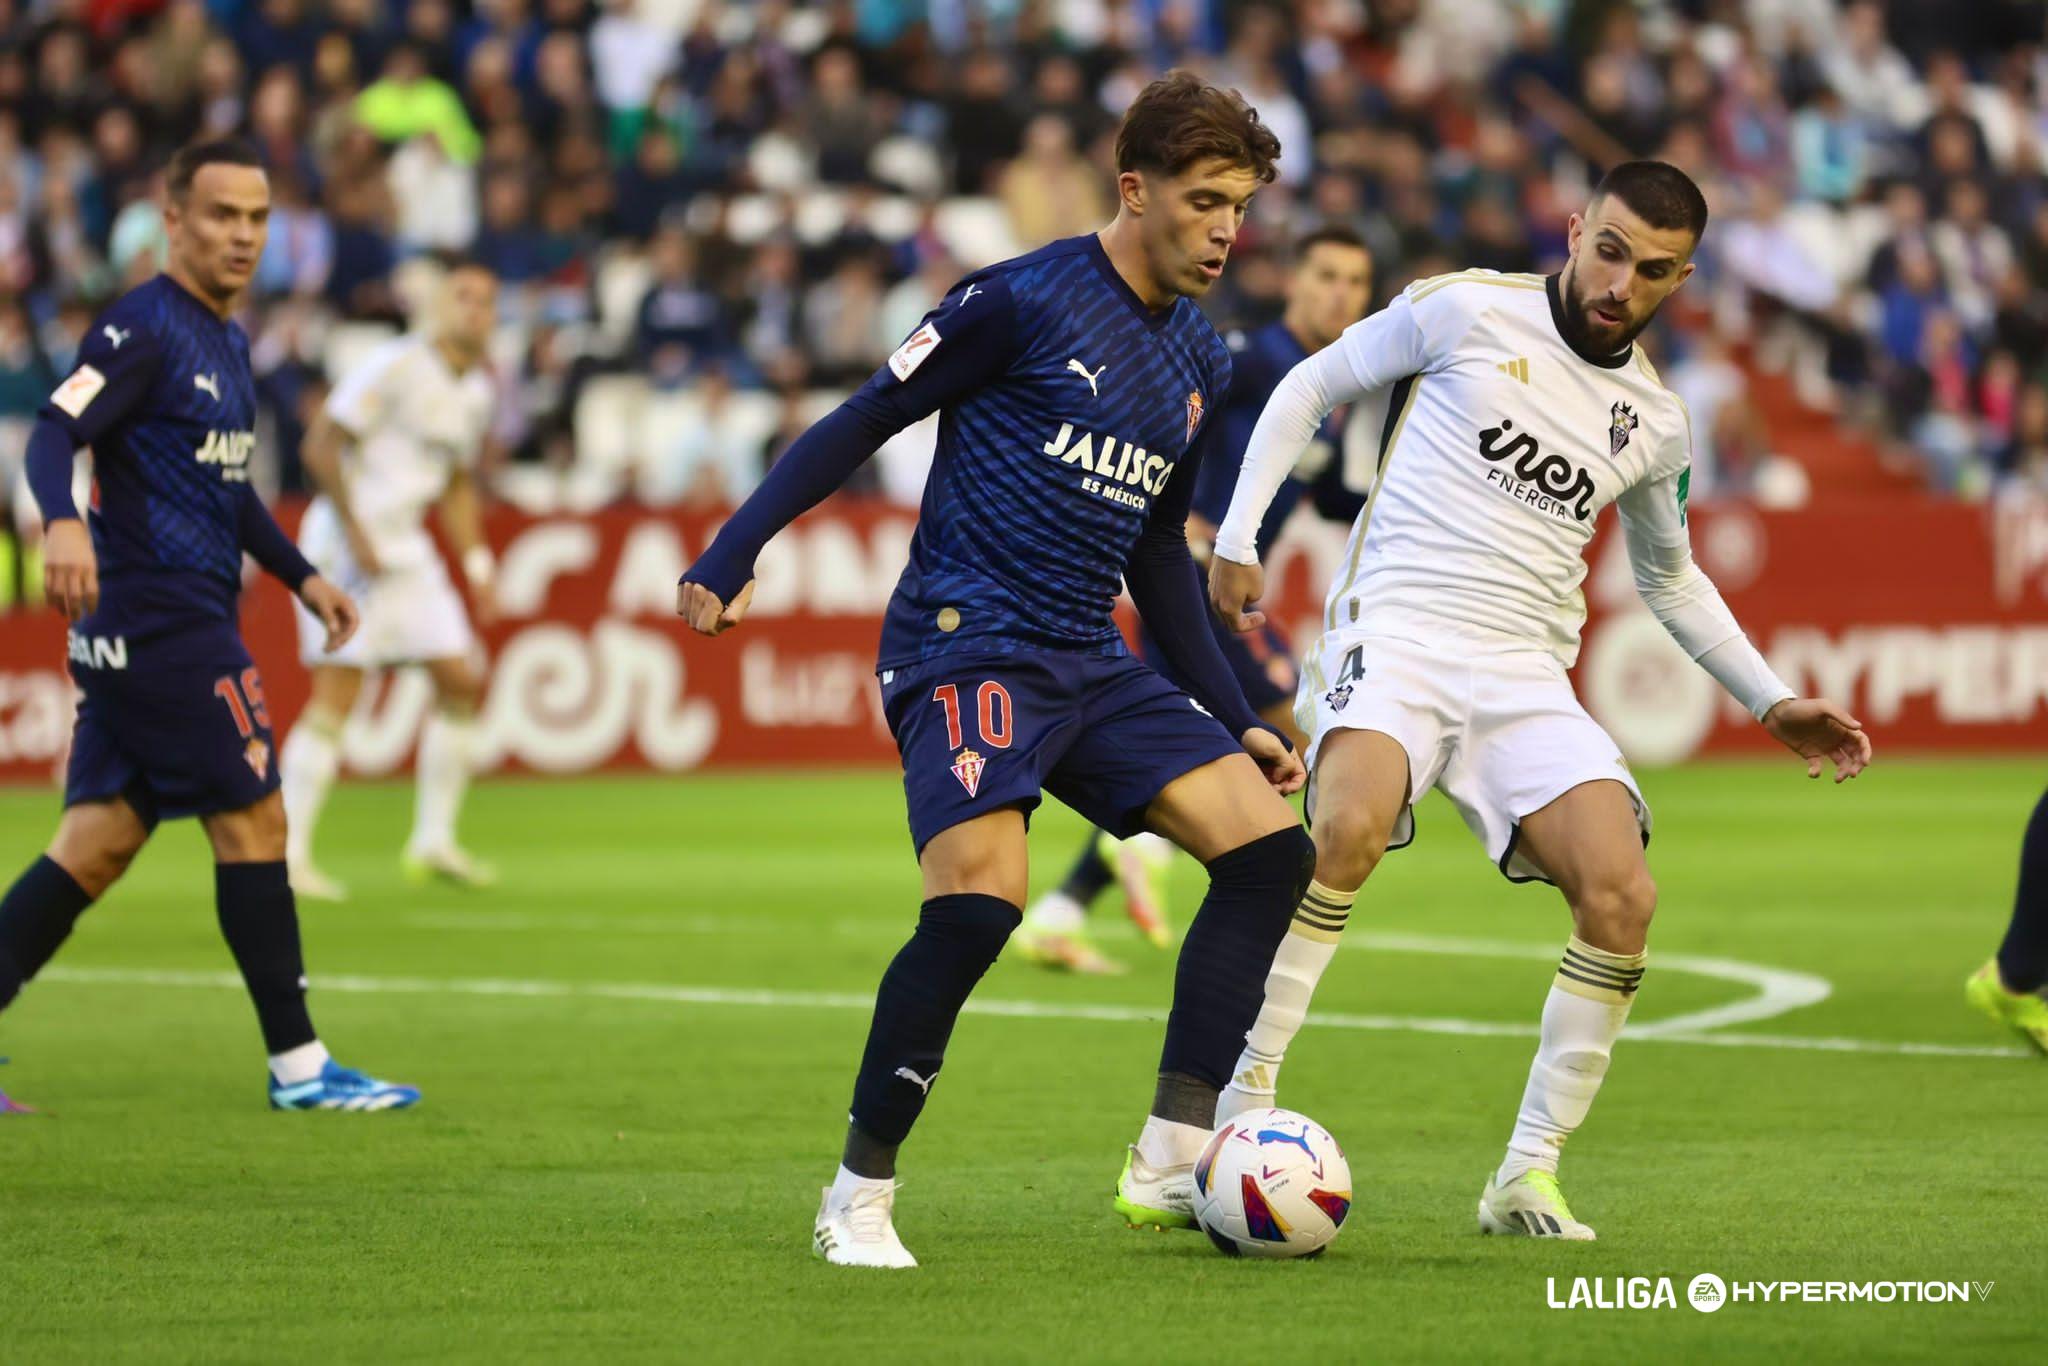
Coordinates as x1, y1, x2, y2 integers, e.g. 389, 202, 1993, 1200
1140, 616, 1297, 716
881, 650, 1245, 854
64, 621, 280, 826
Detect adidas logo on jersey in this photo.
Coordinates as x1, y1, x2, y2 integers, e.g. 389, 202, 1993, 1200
1476, 418, 1595, 522
1042, 422, 1177, 507
195, 428, 257, 480
1496, 357, 1529, 384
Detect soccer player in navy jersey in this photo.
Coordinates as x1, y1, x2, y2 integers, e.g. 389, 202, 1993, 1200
1017, 227, 1376, 976
679, 73, 1318, 1267
0, 140, 419, 1115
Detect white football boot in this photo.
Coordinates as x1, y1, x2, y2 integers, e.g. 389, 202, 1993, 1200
1113, 1147, 1197, 1231
1478, 1169, 1596, 1241
401, 844, 499, 889
813, 1180, 918, 1268
287, 858, 349, 903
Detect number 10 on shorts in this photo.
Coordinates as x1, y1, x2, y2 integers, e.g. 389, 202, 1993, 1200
933, 681, 1012, 797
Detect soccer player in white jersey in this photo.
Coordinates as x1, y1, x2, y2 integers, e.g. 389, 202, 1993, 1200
1206, 162, 1874, 1240
280, 258, 501, 898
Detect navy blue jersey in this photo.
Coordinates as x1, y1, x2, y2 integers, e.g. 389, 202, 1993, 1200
1187, 320, 1347, 560
873, 236, 1231, 668
38, 275, 281, 634
686, 234, 1277, 740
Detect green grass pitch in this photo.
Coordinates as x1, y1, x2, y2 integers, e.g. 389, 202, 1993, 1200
0, 759, 2044, 1362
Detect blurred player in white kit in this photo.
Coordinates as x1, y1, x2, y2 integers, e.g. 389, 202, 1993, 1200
280, 258, 502, 897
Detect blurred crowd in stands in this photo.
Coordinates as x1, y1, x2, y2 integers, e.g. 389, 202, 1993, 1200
6, 0, 2048, 558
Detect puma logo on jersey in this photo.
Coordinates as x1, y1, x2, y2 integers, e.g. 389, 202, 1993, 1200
193, 372, 221, 401
1066, 358, 1106, 396
195, 428, 256, 479
102, 325, 130, 349
959, 284, 982, 304
1477, 418, 1595, 522
1041, 423, 1176, 497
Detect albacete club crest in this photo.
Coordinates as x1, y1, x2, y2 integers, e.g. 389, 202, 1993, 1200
1609, 400, 1639, 456
1324, 683, 1353, 712
951, 748, 985, 797
1185, 390, 1205, 442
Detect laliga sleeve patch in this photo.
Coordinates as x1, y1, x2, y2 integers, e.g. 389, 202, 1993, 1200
51, 364, 108, 419
889, 322, 941, 381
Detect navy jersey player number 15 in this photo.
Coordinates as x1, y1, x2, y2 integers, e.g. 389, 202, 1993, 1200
0, 138, 418, 1117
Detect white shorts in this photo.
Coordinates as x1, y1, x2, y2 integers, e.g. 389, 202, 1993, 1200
1297, 629, 1650, 883
295, 500, 475, 670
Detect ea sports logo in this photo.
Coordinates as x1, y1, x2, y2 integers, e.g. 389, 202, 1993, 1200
1688, 1273, 1727, 1313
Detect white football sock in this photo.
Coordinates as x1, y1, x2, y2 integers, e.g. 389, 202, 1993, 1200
280, 709, 343, 866
1022, 891, 1086, 935
269, 1039, 331, 1086
828, 1162, 893, 1208
1496, 935, 1647, 1185
1216, 879, 1354, 1123
1136, 1115, 1210, 1170
410, 711, 478, 855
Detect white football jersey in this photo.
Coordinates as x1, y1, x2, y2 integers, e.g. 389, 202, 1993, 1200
1291, 271, 1692, 667
321, 334, 495, 570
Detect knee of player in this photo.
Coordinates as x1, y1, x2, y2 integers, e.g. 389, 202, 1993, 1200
1310, 807, 1391, 886
49, 841, 135, 898
212, 802, 290, 863
1573, 869, 1658, 942
436, 682, 485, 716
918, 892, 1022, 960
1207, 824, 1315, 900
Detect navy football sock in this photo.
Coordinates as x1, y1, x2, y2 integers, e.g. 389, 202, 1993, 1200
1154, 826, 1315, 1123
215, 862, 317, 1054
1997, 789, 2048, 993
0, 856, 95, 1010
1056, 831, 1117, 907
844, 893, 1021, 1175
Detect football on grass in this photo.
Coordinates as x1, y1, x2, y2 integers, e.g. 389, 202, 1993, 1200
1192, 1108, 1352, 1259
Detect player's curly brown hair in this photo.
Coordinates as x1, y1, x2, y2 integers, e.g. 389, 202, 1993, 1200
1115, 70, 1282, 184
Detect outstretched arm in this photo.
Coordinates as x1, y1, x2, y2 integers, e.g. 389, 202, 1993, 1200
1210, 290, 1434, 629
1615, 466, 1871, 781
678, 277, 1019, 632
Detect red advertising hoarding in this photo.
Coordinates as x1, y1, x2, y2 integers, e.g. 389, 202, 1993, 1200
2, 497, 2045, 786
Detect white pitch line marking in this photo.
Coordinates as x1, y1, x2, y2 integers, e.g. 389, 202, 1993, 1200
37, 966, 2026, 1060
401, 915, 1834, 1040
1345, 932, 1835, 1038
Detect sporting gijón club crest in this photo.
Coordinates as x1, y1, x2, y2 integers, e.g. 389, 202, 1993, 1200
951, 748, 986, 797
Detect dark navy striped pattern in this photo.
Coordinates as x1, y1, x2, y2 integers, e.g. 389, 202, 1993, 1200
49, 275, 260, 629
878, 236, 1232, 669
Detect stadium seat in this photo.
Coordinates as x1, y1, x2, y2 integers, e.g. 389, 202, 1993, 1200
593, 247, 655, 356
870, 137, 945, 198
932, 199, 1023, 270
723, 194, 786, 245
573, 374, 652, 489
